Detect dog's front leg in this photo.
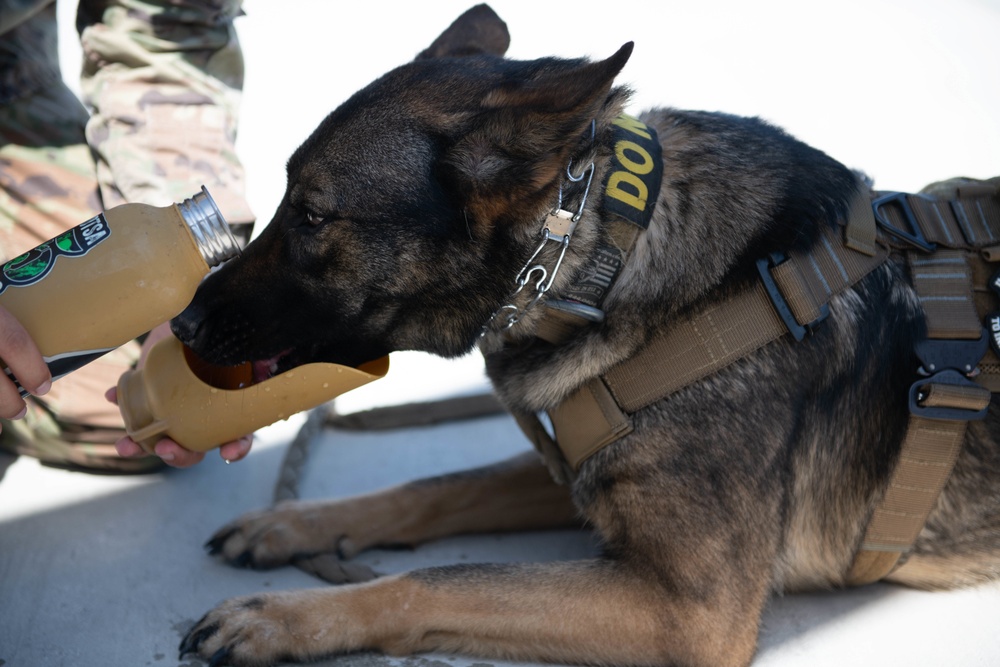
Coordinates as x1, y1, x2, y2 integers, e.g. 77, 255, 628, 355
181, 558, 762, 667
208, 451, 579, 568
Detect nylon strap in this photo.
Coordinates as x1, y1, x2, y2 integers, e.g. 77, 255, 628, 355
544, 190, 886, 469
517, 179, 999, 587
909, 250, 982, 339
607, 233, 886, 413
535, 113, 662, 345
845, 184, 998, 584
845, 403, 988, 585
875, 185, 1000, 250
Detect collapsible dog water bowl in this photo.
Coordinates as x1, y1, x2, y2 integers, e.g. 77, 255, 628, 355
117, 336, 389, 453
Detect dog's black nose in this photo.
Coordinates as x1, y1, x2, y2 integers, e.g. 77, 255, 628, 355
170, 301, 204, 345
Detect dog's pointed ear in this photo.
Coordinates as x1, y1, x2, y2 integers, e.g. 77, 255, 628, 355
485, 42, 633, 116
446, 43, 634, 213
417, 4, 510, 60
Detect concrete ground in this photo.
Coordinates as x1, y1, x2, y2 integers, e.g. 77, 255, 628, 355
2, 1, 999, 666
2, 351, 1000, 667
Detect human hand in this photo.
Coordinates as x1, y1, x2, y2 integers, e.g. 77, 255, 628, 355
106, 322, 254, 467
0, 304, 51, 423
105, 385, 254, 467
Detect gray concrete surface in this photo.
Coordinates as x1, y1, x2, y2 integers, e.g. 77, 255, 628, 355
2, 382, 1000, 666
1, 1, 998, 666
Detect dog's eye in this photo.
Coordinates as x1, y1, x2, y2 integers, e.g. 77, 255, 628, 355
305, 211, 324, 226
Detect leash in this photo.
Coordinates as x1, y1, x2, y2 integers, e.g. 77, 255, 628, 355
273, 406, 379, 584
273, 393, 507, 584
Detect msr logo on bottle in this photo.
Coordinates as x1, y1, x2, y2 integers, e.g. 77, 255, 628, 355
0, 214, 111, 295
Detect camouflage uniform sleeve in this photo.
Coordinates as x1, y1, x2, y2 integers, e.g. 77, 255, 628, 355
77, 0, 255, 243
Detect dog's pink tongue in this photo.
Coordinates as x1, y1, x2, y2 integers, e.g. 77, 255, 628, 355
251, 360, 273, 384
251, 349, 294, 383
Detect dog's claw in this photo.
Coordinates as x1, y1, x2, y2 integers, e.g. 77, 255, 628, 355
179, 620, 218, 658
232, 551, 253, 568
208, 646, 233, 667
205, 526, 237, 554
204, 523, 262, 568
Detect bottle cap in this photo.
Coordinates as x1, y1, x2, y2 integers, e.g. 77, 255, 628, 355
177, 186, 242, 267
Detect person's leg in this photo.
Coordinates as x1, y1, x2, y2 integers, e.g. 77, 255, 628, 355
0, 4, 156, 472
78, 0, 255, 244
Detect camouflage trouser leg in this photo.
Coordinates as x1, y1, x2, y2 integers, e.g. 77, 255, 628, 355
0, 42, 154, 472
78, 0, 255, 242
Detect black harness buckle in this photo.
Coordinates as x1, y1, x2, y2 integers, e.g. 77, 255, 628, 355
915, 333, 989, 376
756, 251, 829, 342
909, 369, 990, 421
873, 192, 936, 252
908, 332, 990, 421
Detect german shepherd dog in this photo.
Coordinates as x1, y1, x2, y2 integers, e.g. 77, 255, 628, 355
175, 5, 1000, 666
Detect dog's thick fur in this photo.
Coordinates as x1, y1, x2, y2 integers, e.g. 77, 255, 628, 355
174, 5, 1000, 666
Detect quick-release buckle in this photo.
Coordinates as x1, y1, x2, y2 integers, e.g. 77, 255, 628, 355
915, 334, 989, 376
872, 192, 936, 253
756, 251, 829, 342
908, 332, 990, 421
909, 370, 990, 421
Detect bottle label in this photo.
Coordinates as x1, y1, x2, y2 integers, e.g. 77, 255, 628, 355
6, 347, 115, 398
0, 214, 111, 295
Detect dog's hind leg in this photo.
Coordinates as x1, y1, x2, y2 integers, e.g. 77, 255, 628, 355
181, 556, 765, 667
207, 450, 580, 568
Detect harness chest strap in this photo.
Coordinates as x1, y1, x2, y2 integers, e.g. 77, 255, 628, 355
517, 183, 1000, 585
532, 189, 888, 473
516, 191, 886, 483
846, 183, 999, 585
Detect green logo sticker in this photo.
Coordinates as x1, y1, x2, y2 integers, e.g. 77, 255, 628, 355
0, 214, 110, 295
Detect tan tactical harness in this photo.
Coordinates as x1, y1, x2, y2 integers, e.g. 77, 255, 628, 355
513, 170, 1000, 586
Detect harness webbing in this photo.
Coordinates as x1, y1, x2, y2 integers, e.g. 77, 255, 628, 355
522, 188, 887, 474
603, 225, 887, 413
846, 184, 998, 585
514, 179, 1000, 585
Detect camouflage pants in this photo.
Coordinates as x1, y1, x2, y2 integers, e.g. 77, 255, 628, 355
0, 0, 252, 471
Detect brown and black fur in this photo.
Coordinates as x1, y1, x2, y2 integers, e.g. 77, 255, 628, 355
174, 5, 1000, 666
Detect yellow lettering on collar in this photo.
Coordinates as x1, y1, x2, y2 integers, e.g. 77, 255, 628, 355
615, 140, 654, 176
612, 114, 652, 140
601, 113, 662, 229
606, 171, 648, 212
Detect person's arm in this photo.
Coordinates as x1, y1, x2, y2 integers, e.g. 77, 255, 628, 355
105, 322, 253, 467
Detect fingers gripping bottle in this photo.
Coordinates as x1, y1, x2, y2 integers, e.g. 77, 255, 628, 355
116, 337, 389, 453
0, 187, 240, 396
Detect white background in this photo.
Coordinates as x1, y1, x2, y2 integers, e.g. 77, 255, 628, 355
61, 0, 1000, 236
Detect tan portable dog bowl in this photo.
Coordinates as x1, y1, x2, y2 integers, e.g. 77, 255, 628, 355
118, 336, 388, 453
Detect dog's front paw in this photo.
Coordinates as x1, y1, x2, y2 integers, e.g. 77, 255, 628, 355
206, 501, 343, 569
206, 493, 408, 570
180, 592, 319, 666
